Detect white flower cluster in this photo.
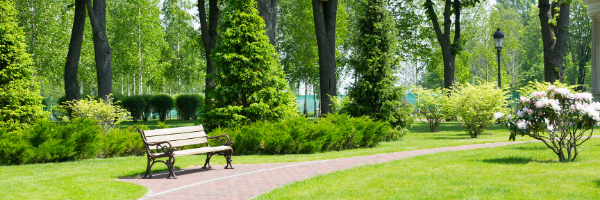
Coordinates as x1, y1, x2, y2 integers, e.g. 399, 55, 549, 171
516, 120, 528, 129
530, 91, 546, 98
494, 112, 504, 120
574, 102, 600, 121
534, 97, 561, 111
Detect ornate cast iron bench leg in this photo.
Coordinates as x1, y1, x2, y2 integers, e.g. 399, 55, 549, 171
202, 153, 214, 169
167, 155, 177, 179
224, 149, 234, 169
143, 157, 154, 179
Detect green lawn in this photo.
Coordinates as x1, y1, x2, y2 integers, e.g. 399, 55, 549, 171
257, 138, 600, 199
0, 121, 557, 199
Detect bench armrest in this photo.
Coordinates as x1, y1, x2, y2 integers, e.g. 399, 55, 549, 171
146, 141, 174, 154
208, 135, 233, 146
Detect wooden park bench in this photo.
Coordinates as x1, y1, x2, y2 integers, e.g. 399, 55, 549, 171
139, 125, 234, 179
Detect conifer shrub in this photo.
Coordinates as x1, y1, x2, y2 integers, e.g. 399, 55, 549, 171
175, 94, 203, 120
210, 114, 405, 155
122, 95, 147, 122
0, 0, 45, 130
0, 118, 101, 165
96, 124, 148, 157
343, 0, 413, 129
150, 94, 174, 122
206, 0, 297, 129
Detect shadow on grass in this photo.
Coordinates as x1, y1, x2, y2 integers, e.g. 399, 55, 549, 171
482, 157, 535, 164
119, 165, 185, 179
512, 145, 548, 151
594, 180, 600, 188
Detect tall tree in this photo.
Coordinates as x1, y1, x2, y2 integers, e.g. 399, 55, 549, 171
197, 0, 219, 102
0, 0, 44, 130
423, 0, 482, 89
538, 0, 571, 83
206, 0, 296, 129
344, 0, 409, 128
64, 0, 87, 102
256, 0, 278, 46
85, 0, 112, 100
311, 0, 338, 114
566, 0, 591, 91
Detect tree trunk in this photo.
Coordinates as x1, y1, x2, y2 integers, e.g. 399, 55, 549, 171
198, 0, 219, 101
256, 0, 278, 47
576, 51, 590, 91
64, 0, 86, 103
424, 0, 460, 90
311, 0, 337, 115
85, 0, 113, 100
138, 7, 143, 95
539, 0, 570, 83
304, 73, 308, 117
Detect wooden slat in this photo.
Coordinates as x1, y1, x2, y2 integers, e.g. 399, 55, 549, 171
143, 125, 204, 137
149, 137, 208, 150
146, 131, 207, 143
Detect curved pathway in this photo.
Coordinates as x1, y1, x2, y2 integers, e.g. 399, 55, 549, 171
119, 139, 590, 200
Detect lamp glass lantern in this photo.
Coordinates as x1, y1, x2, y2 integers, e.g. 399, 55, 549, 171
493, 28, 504, 49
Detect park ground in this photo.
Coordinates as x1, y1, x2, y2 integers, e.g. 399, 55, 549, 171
0, 120, 598, 199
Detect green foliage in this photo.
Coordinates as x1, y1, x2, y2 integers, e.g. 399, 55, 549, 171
0, 0, 45, 130
149, 94, 174, 122
413, 86, 452, 132
64, 95, 129, 131
449, 82, 509, 138
211, 114, 405, 155
141, 94, 153, 121
122, 95, 147, 122
156, 121, 170, 129
344, 0, 412, 129
96, 124, 148, 157
175, 94, 203, 120
206, 0, 297, 129
0, 118, 101, 165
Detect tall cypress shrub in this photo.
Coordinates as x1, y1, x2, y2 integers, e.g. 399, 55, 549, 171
0, 0, 44, 130
206, 0, 296, 129
343, 0, 412, 128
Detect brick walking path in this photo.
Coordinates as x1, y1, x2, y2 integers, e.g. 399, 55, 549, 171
118, 139, 590, 200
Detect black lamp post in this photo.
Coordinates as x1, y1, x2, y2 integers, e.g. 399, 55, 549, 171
493, 28, 504, 88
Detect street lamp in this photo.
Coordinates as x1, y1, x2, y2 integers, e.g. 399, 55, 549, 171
493, 28, 504, 88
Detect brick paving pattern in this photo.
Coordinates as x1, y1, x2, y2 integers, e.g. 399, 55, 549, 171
119, 139, 589, 200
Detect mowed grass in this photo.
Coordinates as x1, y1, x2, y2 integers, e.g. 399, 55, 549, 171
0, 121, 534, 199
257, 138, 600, 200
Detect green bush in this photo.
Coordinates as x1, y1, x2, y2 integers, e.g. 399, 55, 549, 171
210, 114, 404, 155
141, 94, 153, 121
0, 118, 101, 165
122, 95, 147, 122
0, 0, 45, 130
175, 94, 203, 120
65, 95, 129, 131
449, 82, 509, 138
150, 94, 174, 122
412, 86, 452, 132
96, 124, 148, 157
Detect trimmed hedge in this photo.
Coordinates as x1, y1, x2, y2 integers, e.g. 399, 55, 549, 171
122, 95, 147, 122
210, 114, 406, 155
150, 94, 174, 122
141, 94, 153, 121
175, 94, 203, 120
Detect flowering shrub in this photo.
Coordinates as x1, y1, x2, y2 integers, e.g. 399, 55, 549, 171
502, 85, 596, 162
450, 82, 508, 138
413, 86, 452, 132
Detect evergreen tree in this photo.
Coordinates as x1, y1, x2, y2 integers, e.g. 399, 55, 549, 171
344, 0, 411, 128
205, 0, 296, 129
0, 0, 44, 130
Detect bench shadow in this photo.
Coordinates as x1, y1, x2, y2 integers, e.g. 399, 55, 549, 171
119, 166, 216, 179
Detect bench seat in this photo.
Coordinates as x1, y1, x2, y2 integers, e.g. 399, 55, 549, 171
173, 146, 232, 156
139, 125, 234, 179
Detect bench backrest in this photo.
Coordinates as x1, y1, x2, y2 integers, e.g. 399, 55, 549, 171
141, 125, 207, 150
